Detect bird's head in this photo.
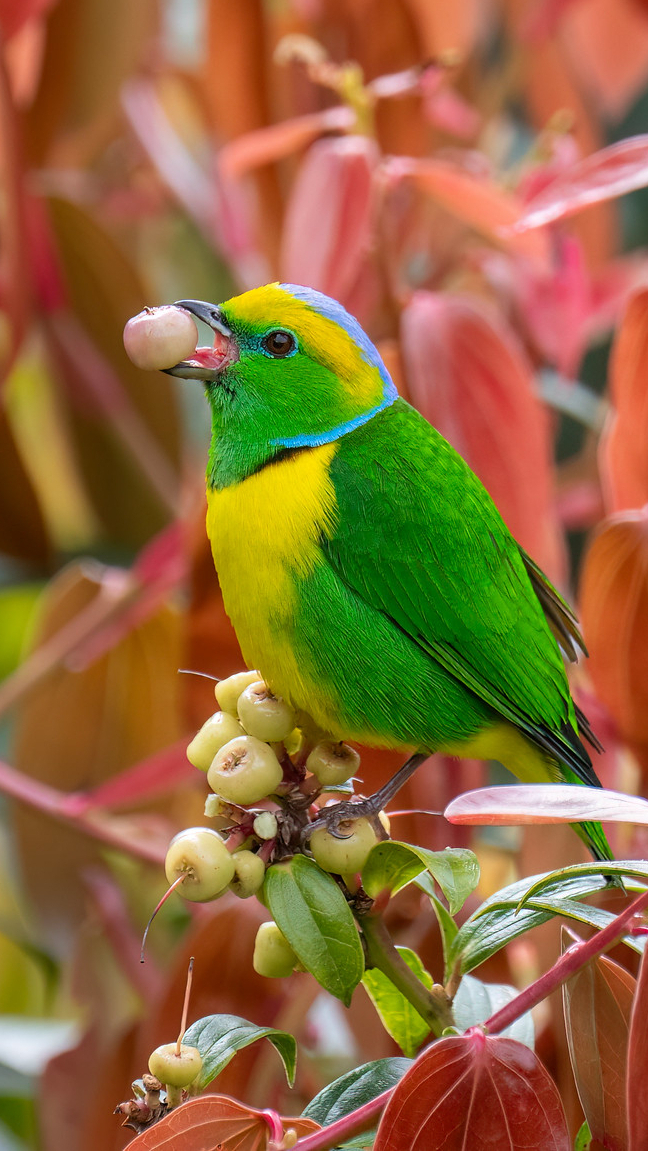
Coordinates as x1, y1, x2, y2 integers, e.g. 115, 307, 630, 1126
166, 283, 397, 486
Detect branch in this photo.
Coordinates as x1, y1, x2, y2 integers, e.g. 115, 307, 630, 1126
359, 910, 453, 1036
294, 1086, 393, 1151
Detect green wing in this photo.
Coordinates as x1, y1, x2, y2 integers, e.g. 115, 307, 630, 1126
324, 400, 598, 785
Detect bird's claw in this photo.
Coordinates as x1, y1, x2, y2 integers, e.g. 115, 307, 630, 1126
304, 797, 385, 843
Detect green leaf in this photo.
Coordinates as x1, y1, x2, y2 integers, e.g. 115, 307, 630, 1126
183, 1013, 297, 1089
264, 857, 364, 1005
514, 859, 648, 911
415, 878, 459, 981
333, 1137, 374, 1150
302, 1057, 411, 1137
574, 1120, 592, 1150
362, 842, 479, 915
448, 870, 647, 977
452, 974, 534, 1048
362, 947, 433, 1057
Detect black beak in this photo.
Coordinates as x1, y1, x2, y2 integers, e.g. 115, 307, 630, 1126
174, 299, 232, 337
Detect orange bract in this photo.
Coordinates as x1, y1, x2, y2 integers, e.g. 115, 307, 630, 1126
580, 510, 648, 757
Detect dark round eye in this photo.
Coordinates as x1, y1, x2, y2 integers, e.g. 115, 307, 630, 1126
262, 330, 296, 357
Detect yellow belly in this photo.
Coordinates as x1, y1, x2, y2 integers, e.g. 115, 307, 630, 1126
206, 443, 339, 713
440, 722, 558, 783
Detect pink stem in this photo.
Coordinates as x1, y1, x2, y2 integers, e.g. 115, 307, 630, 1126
224, 828, 249, 853
294, 1088, 393, 1151
0, 577, 141, 718
258, 839, 276, 865
484, 885, 648, 1036
261, 1109, 285, 1145
0, 756, 167, 866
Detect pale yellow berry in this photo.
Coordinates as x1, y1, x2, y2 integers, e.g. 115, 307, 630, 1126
229, 849, 266, 898
306, 741, 360, 786
237, 681, 296, 743
207, 735, 283, 805
310, 817, 378, 874
186, 711, 245, 772
123, 306, 198, 371
148, 1042, 202, 1088
164, 827, 235, 901
253, 921, 297, 978
215, 671, 262, 716
253, 811, 278, 840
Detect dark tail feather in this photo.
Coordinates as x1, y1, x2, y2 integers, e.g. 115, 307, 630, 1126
573, 818, 624, 887
521, 548, 585, 662
573, 818, 614, 863
574, 703, 605, 754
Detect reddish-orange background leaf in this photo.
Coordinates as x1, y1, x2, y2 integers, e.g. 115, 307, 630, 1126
126, 1094, 319, 1150
280, 136, 379, 305
386, 156, 550, 263
562, 927, 634, 1151
511, 135, 648, 232
600, 288, 648, 513
579, 510, 648, 771
627, 944, 648, 1149
375, 1032, 570, 1150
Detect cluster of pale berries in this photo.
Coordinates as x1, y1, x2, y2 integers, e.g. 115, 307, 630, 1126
147, 673, 386, 1098
165, 672, 387, 980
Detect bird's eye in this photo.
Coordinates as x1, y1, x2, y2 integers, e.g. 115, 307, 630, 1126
262, 330, 296, 357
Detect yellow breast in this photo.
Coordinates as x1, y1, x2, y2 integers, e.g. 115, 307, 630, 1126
206, 443, 339, 708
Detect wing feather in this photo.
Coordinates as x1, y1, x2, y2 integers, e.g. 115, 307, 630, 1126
324, 401, 598, 785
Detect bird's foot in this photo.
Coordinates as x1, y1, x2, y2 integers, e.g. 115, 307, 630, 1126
303, 751, 429, 844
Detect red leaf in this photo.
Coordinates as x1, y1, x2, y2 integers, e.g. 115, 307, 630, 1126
562, 927, 634, 1151
218, 107, 354, 179
0, 0, 55, 40
422, 84, 481, 140
444, 784, 648, 825
400, 291, 565, 580
521, 0, 583, 40
514, 233, 591, 379
375, 1032, 569, 1150
579, 509, 648, 750
600, 288, 648, 513
126, 1094, 319, 1150
627, 945, 648, 1149
510, 135, 648, 232
385, 156, 550, 263
558, 0, 648, 121
280, 135, 379, 304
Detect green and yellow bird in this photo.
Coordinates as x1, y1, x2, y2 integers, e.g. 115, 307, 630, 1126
167, 282, 611, 862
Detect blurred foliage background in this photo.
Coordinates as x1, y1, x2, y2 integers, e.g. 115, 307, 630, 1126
2, 0, 648, 1146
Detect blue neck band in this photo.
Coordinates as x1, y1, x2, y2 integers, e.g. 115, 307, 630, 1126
271, 283, 398, 449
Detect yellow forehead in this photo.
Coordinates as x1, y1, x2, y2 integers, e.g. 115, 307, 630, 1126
220, 284, 382, 400
221, 283, 307, 330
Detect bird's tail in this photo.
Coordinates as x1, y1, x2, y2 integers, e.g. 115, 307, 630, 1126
572, 818, 614, 864
561, 761, 616, 868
